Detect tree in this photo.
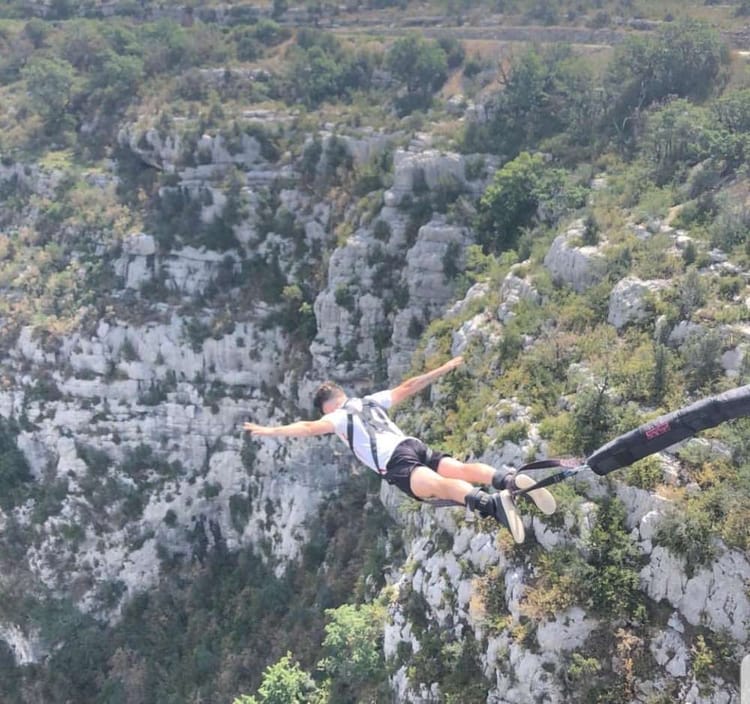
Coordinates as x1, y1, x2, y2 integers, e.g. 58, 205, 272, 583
464, 45, 601, 158
88, 52, 144, 110
475, 151, 567, 254
232, 653, 318, 704
638, 99, 715, 184
0, 418, 32, 511
682, 329, 724, 392
605, 19, 728, 144
21, 56, 77, 127
572, 383, 616, 456
321, 603, 385, 683
386, 34, 447, 113
24, 18, 50, 49
272, 0, 288, 20
284, 32, 373, 107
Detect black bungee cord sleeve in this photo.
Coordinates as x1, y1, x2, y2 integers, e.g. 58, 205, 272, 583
586, 384, 750, 476
510, 384, 750, 497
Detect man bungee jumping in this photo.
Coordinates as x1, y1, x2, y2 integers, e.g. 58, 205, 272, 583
243, 355, 556, 543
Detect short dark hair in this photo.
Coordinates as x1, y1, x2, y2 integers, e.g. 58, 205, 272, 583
313, 381, 345, 414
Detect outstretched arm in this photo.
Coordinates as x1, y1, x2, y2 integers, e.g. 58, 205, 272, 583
243, 418, 335, 438
389, 355, 464, 406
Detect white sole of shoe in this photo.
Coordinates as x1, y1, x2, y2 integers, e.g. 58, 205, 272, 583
514, 473, 557, 515
499, 489, 525, 544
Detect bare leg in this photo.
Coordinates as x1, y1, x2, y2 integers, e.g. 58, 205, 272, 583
409, 465, 474, 504
436, 457, 511, 486
410, 466, 526, 543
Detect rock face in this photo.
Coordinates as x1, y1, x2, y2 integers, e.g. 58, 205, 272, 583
117, 233, 241, 295
0, 126, 487, 672
544, 220, 608, 292
311, 145, 476, 382
3, 309, 346, 623
641, 547, 750, 641
0, 113, 745, 704
383, 470, 745, 703
497, 269, 541, 324
384, 149, 467, 208
608, 277, 669, 330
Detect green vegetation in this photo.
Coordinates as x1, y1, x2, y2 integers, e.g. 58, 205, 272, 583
0, 475, 394, 704
0, 418, 32, 510
233, 653, 319, 704
0, 2, 749, 702
387, 34, 448, 114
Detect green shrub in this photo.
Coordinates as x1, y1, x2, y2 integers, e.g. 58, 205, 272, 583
495, 420, 529, 445
229, 493, 252, 533
605, 19, 729, 145
571, 384, 616, 456
320, 603, 386, 691
625, 456, 663, 491
234, 653, 317, 704
284, 31, 374, 108
476, 152, 581, 255
681, 328, 724, 392
464, 45, 600, 158
583, 498, 646, 621
76, 442, 110, 477
638, 99, 716, 185
21, 56, 76, 127
334, 283, 357, 312
0, 418, 32, 511
654, 504, 716, 577
372, 219, 392, 242
386, 34, 447, 114
476, 152, 546, 253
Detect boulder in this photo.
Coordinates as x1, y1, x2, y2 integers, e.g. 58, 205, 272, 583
650, 626, 689, 678
0, 625, 46, 665
543, 221, 608, 293
384, 149, 467, 207
405, 222, 469, 309
607, 277, 669, 330
497, 272, 541, 324
536, 607, 597, 653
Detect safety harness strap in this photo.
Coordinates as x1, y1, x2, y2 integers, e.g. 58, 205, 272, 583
344, 399, 391, 472
510, 458, 588, 498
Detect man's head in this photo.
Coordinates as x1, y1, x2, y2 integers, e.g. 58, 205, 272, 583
313, 381, 347, 415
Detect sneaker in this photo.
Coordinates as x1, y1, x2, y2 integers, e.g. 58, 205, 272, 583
465, 489, 525, 544
493, 490, 525, 544
511, 473, 557, 516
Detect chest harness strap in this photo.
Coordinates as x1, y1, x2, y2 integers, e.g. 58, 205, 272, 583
344, 399, 396, 474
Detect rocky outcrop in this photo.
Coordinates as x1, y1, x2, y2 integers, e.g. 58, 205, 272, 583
118, 126, 266, 174
311, 202, 473, 382
497, 269, 541, 324
608, 276, 669, 330
384, 149, 468, 207
544, 220, 608, 292
641, 546, 750, 641
381, 412, 743, 703
1, 294, 347, 628
117, 233, 242, 295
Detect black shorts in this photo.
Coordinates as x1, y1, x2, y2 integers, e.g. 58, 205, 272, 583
384, 438, 450, 500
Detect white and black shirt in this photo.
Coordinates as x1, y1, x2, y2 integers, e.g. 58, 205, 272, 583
322, 390, 414, 473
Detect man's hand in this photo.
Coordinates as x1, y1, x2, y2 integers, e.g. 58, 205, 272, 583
390, 354, 466, 405
243, 422, 276, 437
441, 355, 464, 373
